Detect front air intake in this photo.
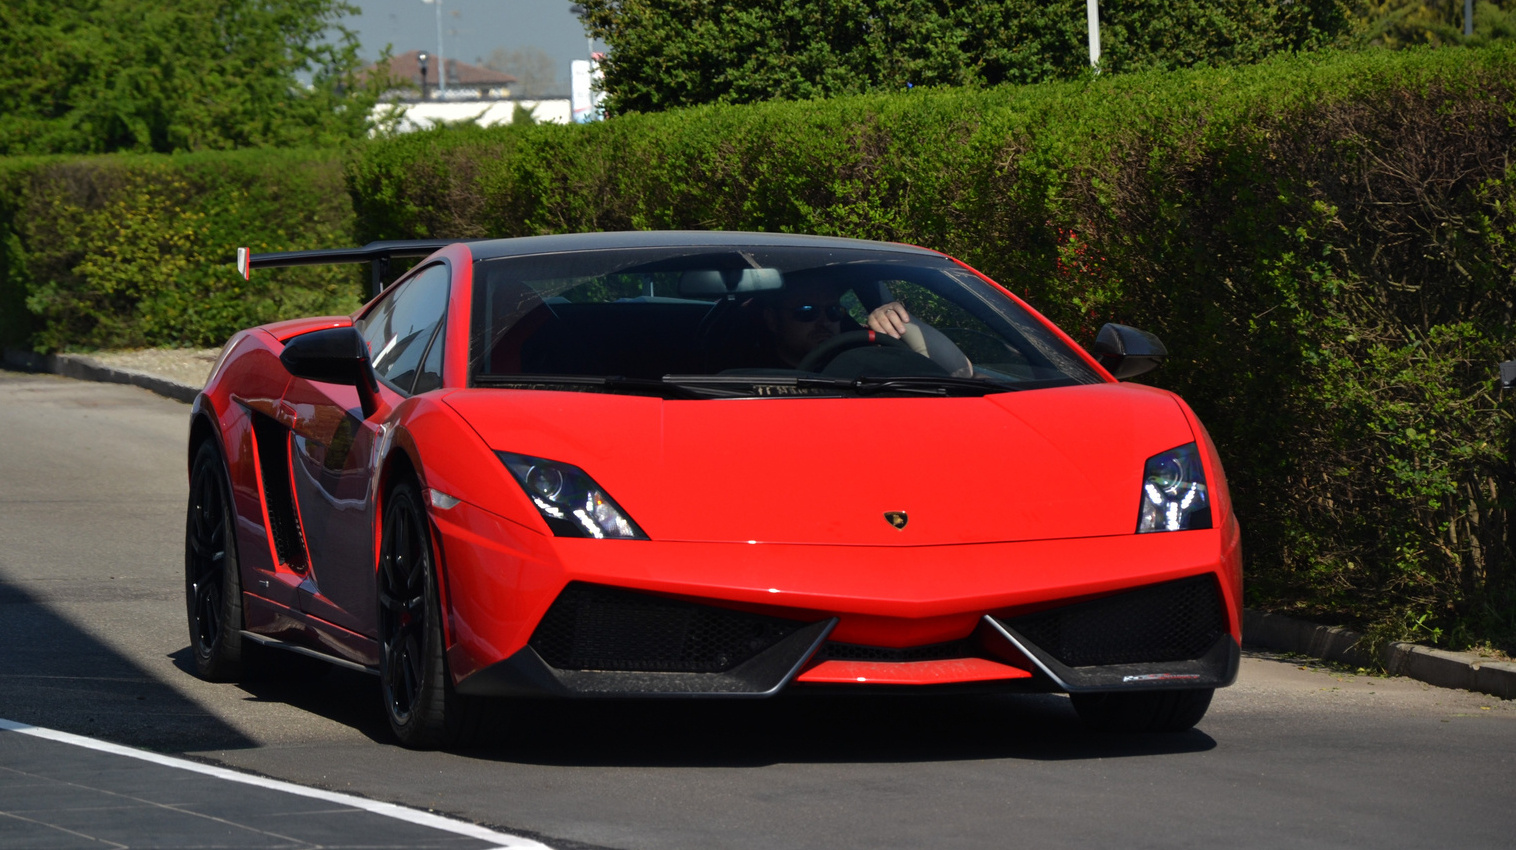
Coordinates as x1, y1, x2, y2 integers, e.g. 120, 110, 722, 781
529, 583, 807, 673
998, 574, 1227, 668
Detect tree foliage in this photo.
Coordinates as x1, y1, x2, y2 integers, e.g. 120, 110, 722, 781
574, 0, 1349, 113
0, 0, 385, 155
1349, 0, 1516, 48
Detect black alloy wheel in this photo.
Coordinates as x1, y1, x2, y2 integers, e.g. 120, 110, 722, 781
1070, 687, 1215, 733
378, 478, 478, 748
186, 439, 245, 681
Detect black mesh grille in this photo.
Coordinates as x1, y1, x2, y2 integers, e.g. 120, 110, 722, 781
815, 638, 978, 663
1000, 575, 1226, 668
530, 583, 807, 673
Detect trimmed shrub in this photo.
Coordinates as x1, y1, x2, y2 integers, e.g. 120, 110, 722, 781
347, 46, 1516, 650
0, 149, 363, 351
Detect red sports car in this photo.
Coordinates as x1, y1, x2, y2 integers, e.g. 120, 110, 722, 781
186, 231, 1242, 748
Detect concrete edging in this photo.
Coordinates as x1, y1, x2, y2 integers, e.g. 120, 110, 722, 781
1244, 609, 1516, 700
3, 348, 200, 404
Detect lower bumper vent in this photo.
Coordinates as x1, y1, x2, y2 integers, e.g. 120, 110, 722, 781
529, 583, 807, 673
999, 574, 1227, 668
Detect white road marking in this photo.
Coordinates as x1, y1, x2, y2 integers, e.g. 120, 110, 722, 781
0, 717, 553, 850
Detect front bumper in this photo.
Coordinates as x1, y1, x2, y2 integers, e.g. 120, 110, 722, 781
432, 499, 1243, 697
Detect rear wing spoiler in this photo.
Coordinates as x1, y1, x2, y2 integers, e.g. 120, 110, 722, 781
233, 240, 472, 296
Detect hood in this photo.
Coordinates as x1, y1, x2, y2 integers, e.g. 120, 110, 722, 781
442, 383, 1195, 545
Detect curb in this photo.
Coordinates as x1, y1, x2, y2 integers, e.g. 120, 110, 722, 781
3, 348, 200, 404
1243, 609, 1516, 700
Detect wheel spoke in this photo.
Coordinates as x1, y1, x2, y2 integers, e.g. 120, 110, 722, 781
193, 576, 218, 606
190, 501, 207, 541
400, 637, 420, 699
191, 550, 220, 584
199, 591, 219, 641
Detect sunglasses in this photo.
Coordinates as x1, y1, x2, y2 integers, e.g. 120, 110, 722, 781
791, 303, 846, 323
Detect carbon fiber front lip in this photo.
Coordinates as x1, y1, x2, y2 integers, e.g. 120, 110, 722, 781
456, 618, 837, 698
986, 616, 1239, 692
455, 613, 1237, 698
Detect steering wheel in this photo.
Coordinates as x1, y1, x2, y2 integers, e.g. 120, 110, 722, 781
796, 330, 911, 373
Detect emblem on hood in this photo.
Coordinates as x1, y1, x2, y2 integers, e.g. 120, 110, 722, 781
884, 511, 909, 530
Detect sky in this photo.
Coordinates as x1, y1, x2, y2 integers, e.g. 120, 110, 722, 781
339, 0, 604, 93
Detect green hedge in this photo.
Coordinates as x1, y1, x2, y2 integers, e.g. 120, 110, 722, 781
0, 148, 363, 351
347, 46, 1516, 651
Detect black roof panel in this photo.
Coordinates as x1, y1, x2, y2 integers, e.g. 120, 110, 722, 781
463, 230, 943, 261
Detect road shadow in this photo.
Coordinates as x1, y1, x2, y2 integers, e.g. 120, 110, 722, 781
210, 658, 396, 745
451, 691, 1217, 768
222, 658, 1217, 766
0, 580, 256, 752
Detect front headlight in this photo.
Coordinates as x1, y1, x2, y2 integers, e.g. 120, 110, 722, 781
497, 452, 647, 539
1137, 443, 1212, 533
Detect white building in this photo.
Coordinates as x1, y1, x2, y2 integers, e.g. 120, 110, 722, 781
364, 50, 572, 132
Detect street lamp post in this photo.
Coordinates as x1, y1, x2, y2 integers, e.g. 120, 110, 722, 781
422, 0, 446, 95
1087, 0, 1101, 71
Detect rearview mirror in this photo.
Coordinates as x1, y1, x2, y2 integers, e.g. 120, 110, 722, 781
279, 326, 383, 417
1092, 323, 1168, 380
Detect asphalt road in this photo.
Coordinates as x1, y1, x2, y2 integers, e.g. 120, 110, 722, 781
2, 369, 1514, 849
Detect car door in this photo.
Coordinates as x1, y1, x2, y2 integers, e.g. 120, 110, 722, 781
283, 262, 452, 638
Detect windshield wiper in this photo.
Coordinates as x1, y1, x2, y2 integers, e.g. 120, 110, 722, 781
657, 375, 830, 398
473, 374, 716, 399
663, 374, 1021, 397
797, 375, 1023, 396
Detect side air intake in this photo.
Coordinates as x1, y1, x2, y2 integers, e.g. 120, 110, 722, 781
250, 412, 308, 572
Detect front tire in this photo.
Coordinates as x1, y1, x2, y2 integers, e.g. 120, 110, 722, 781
1070, 688, 1215, 733
186, 439, 245, 681
378, 479, 477, 748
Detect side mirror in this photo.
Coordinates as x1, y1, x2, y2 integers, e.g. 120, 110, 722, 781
280, 326, 383, 417
1092, 323, 1168, 380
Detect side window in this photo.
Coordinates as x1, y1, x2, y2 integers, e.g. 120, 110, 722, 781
357, 263, 451, 394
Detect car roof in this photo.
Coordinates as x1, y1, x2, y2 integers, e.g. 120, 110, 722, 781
463, 230, 946, 261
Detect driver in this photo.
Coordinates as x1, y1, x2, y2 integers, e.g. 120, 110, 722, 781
762, 280, 971, 377
763, 280, 913, 368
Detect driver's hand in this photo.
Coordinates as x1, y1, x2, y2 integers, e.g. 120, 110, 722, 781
867, 301, 910, 338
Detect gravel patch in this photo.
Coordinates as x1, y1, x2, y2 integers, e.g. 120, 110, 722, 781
84, 348, 222, 388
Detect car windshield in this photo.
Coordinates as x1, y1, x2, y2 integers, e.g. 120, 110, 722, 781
468, 245, 1103, 397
